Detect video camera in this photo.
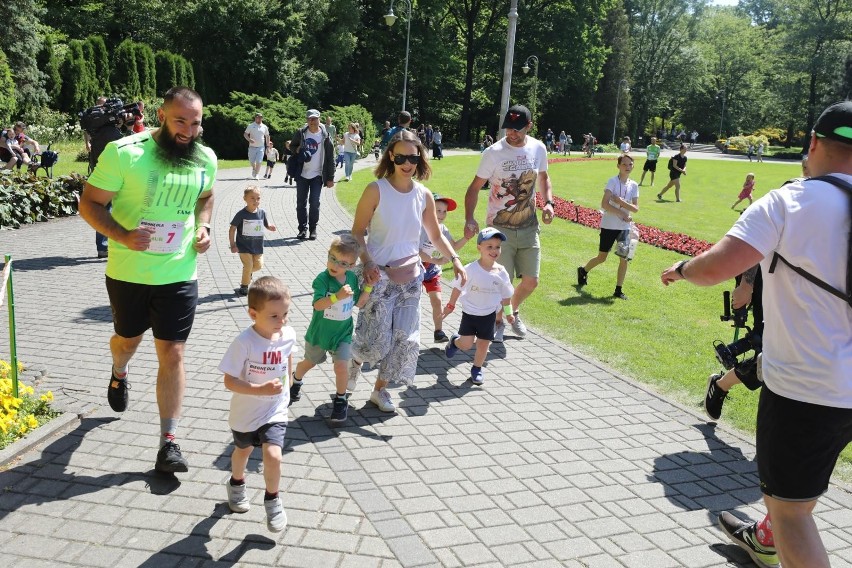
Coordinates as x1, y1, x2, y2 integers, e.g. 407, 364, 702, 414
713, 290, 761, 369
79, 98, 142, 134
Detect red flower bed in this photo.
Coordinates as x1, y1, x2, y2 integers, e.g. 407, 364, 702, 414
536, 193, 713, 257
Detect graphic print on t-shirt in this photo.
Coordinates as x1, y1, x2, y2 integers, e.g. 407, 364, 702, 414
303, 136, 319, 158
492, 169, 537, 228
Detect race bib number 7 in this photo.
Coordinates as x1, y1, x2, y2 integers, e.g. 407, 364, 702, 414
141, 220, 184, 253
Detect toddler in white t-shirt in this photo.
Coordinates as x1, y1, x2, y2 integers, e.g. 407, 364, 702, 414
442, 228, 515, 385
218, 276, 297, 533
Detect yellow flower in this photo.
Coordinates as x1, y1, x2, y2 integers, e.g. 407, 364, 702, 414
19, 424, 28, 434
26, 415, 38, 429
40, 391, 54, 402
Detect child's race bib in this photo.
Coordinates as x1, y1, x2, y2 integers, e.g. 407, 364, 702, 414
323, 295, 353, 321
242, 219, 264, 236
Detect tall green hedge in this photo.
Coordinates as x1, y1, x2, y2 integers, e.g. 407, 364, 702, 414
202, 93, 375, 160
0, 48, 14, 124
135, 43, 156, 100
112, 39, 140, 101
59, 40, 93, 113
87, 36, 110, 96
37, 36, 63, 108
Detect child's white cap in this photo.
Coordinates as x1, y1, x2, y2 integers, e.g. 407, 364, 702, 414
477, 227, 507, 244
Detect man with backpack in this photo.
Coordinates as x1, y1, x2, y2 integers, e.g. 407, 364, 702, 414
661, 100, 852, 568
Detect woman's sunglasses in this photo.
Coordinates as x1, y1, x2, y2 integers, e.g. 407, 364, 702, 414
392, 154, 420, 165
328, 253, 355, 269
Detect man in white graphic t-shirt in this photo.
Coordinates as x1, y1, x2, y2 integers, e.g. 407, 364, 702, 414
463, 104, 556, 342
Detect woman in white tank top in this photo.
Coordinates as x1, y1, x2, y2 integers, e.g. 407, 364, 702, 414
348, 129, 467, 413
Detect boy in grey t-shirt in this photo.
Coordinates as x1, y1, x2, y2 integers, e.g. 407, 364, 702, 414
229, 186, 277, 295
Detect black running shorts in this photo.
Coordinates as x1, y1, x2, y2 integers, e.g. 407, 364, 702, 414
106, 276, 198, 341
458, 311, 498, 341
756, 385, 852, 501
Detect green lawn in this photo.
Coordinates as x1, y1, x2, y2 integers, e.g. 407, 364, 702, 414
341, 153, 851, 478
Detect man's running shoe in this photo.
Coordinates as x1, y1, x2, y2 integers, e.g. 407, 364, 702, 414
510, 313, 528, 337
155, 441, 189, 474
577, 266, 588, 287
704, 372, 728, 421
493, 322, 505, 343
718, 511, 779, 568
107, 369, 130, 412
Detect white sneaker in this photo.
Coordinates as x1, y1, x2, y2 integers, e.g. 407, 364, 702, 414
493, 321, 505, 343
347, 359, 361, 391
370, 388, 396, 413
226, 481, 250, 513
264, 496, 287, 532
511, 313, 528, 338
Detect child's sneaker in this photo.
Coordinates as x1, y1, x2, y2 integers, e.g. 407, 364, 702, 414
237, 285, 249, 296
347, 359, 361, 391
264, 496, 287, 532
445, 334, 460, 358
329, 396, 348, 422
470, 367, 484, 385
226, 480, 250, 513
289, 380, 302, 406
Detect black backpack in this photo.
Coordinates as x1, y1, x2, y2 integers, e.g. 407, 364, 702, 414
768, 175, 852, 308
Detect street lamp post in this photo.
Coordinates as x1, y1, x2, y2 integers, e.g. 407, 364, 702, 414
521, 55, 539, 134
611, 78, 629, 144
384, 0, 412, 112
716, 89, 726, 139
498, 0, 520, 139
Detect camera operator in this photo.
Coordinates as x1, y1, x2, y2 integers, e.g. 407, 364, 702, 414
704, 264, 763, 420
81, 96, 126, 258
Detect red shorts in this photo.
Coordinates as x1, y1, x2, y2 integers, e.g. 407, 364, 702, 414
422, 275, 441, 293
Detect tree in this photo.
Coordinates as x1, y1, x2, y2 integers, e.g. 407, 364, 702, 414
134, 42, 157, 99
0, 49, 15, 124
155, 51, 178, 96
111, 39, 141, 100
59, 40, 91, 113
3, 0, 48, 115
86, 36, 111, 95
595, 0, 633, 143
625, 0, 707, 142
37, 35, 63, 108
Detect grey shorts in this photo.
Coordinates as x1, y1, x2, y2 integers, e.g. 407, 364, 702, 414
496, 224, 541, 279
248, 146, 265, 164
232, 422, 287, 449
303, 340, 353, 365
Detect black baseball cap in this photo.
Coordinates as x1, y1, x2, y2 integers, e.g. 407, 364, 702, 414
813, 101, 852, 145
501, 105, 532, 131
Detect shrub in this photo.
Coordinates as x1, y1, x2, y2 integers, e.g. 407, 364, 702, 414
0, 360, 59, 450
20, 107, 81, 144
0, 171, 83, 229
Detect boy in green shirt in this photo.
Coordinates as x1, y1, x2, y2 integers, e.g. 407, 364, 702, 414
290, 235, 372, 422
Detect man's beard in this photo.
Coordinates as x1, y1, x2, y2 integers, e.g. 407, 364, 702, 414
155, 122, 201, 167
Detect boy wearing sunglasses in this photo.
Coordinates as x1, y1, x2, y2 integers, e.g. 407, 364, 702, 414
290, 234, 373, 422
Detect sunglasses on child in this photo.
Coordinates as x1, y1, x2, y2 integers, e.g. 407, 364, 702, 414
391, 153, 421, 165
328, 253, 355, 269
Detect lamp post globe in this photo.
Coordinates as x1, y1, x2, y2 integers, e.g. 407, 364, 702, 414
384, 0, 412, 112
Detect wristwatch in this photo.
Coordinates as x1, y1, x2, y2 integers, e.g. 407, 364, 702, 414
545, 199, 555, 207
199, 223, 211, 234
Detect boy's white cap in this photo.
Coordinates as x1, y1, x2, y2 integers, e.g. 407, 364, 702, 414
477, 227, 507, 244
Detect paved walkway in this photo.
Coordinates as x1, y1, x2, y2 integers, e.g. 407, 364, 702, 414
1, 154, 850, 568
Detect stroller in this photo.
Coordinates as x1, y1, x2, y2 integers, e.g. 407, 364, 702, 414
29, 143, 60, 178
